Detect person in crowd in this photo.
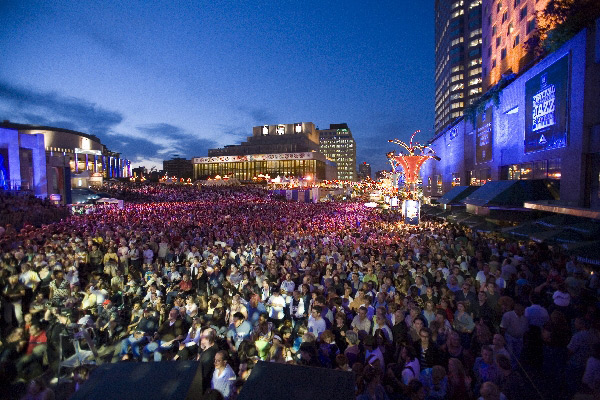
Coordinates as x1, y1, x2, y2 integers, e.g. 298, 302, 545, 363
211, 350, 236, 400
0, 183, 597, 400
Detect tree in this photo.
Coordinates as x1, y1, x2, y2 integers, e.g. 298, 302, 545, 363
525, 0, 600, 59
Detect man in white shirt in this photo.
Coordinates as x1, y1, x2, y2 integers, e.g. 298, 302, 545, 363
307, 306, 326, 339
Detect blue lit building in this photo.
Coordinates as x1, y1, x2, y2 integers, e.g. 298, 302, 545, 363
421, 23, 600, 215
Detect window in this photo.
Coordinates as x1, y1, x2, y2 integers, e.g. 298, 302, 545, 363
451, 74, 464, 82
450, 92, 465, 100
501, 48, 507, 59
451, 65, 464, 72
496, 36, 501, 47
469, 58, 482, 66
469, 67, 482, 76
470, 38, 482, 47
469, 87, 483, 96
513, 34, 520, 47
492, 25, 497, 36
452, 9, 465, 18
548, 158, 561, 179
437, 175, 443, 193
452, 173, 461, 186
520, 6, 528, 20
451, 83, 465, 91
497, 2, 502, 13
502, 11, 508, 23
469, 48, 481, 57
513, 0, 520, 7
452, 37, 465, 46
427, 177, 432, 191
508, 22, 514, 35
492, 59, 497, 68
534, 160, 548, 179
469, 77, 482, 86
470, 28, 482, 37
451, 102, 464, 109
520, 162, 533, 179
527, 19, 536, 34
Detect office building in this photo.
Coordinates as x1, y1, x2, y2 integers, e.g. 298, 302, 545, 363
482, 0, 550, 90
435, 0, 484, 135
358, 162, 372, 180
317, 124, 357, 181
163, 157, 193, 179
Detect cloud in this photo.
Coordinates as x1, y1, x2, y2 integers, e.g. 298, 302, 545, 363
0, 82, 217, 167
0, 81, 123, 137
237, 105, 276, 125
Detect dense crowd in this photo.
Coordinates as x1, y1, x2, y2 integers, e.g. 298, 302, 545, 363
0, 192, 69, 237
0, 184, 599, 400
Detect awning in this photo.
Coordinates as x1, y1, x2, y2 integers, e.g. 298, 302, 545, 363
463, 180, 557, 207
471, 220, 501, 233
570, 241, 600, 266
535, 214, 589, 229
438, 185, 479, 204
502, 221, 551, 239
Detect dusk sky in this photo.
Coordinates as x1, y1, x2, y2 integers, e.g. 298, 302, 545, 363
0, 0, 434, 173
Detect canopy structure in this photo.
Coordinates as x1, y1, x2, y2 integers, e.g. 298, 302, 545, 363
463, 180, 557, 207
438, 185, 478, 205
238, 361, 355, 400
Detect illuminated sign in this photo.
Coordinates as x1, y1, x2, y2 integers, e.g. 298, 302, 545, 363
525, 55, 569, 153
81, 137, 91, 150
476, 107, 493, 163
448, 126, 458, 141
277, 125, 285, 135
295, 123, 302, 133
403, 200, 420, 225
262, 125, 269, 135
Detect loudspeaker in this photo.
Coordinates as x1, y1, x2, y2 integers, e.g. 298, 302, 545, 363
238, 361, 355, 400
70, 361, 204, 400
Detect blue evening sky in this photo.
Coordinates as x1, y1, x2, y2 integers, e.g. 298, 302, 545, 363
0, 0, 434, 173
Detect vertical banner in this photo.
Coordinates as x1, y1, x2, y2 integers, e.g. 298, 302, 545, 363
476, 107, 493, 163
403, 200, 420, 225
525, 55, 569, 153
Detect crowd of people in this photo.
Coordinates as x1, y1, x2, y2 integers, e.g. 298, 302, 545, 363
0, 183, 599, 400
0, 192, 68, 238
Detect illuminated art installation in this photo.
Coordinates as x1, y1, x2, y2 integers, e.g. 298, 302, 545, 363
387, 130, 440, 195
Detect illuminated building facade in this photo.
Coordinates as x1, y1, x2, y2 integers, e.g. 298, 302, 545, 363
435, 0, 484, 135
195, 122, 337, 181
208, 123, 320, 156
482, 0, 550, 90
193, 152, 337, 182
0, 121, 131, 202
317, 124, 357, 181
422, 25, 600, 210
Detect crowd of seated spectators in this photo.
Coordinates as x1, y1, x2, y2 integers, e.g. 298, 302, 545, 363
0, 183, 598, 400
0, 191, 68, 239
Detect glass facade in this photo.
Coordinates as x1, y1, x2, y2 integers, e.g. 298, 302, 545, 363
194, 159, 327, 181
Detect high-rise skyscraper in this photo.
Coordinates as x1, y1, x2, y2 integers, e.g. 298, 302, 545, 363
358, 162, 372, 180
435, 0, 483, 135
318, 123, 357, 181
481, 0, 550, 90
